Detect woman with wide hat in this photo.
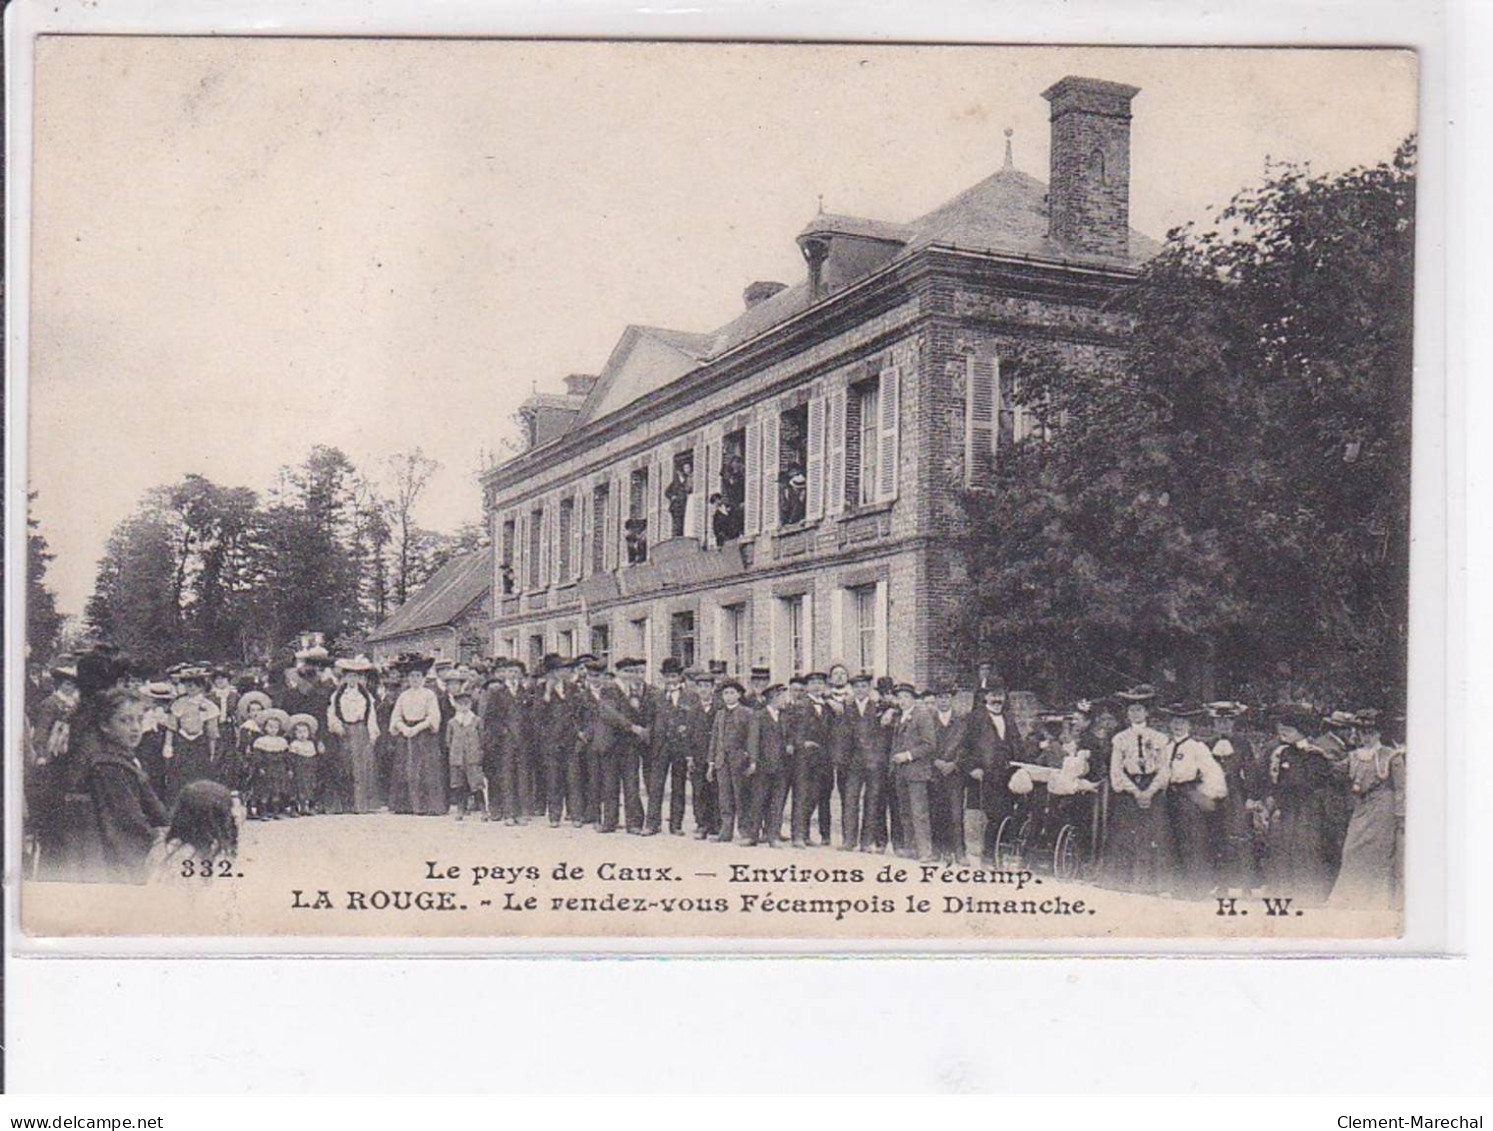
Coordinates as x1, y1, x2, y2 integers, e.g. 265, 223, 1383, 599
328, 656, 382, 814
389, 654, 446, 816
1328, 711, 1405, 911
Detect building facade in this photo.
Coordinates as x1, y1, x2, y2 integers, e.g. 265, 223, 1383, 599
482, 76, 1157, 687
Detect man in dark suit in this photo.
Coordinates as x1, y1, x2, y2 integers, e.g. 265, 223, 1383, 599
888, 684, 938, 862
596, 658, 651, 834
745, 684, 792, 846
707, 679, 759, 844
790, 671, 835, 847
644, 658, 702, 836
481, 657, 530, 825
689, 668, 721, 838
840, 672, 889, 852
927, 684, 970, 863
965, 682, 1020, 865
537, 655, 586, 827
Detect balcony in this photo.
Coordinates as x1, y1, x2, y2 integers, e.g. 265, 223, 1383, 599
618, 536, 747, 599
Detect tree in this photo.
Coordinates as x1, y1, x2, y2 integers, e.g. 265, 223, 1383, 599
950, 139, 1415, 709
382, 448, 443, 607
26, 492, 65, 663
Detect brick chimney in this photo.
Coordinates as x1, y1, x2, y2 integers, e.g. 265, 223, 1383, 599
1041, 76, 1139, 259
563, 373, 598, 397
743, 280, 788, 309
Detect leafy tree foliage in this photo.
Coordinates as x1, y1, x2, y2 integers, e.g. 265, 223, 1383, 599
81, 446, 482, 666
951, 140, 1415, 710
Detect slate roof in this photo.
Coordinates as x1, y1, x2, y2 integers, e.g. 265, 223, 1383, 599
537, 157, 1161, 437
367, 546, 494, 642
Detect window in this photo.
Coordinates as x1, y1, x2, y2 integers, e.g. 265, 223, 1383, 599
500, 517, 517, 595
592, 483, 609, 573
714, 430, 747, 544
777, 404, 809, 526
629, 617, 650, 669
528, 507, 543, 588
722, 603, 749, 676
850, 585, 877, 675
590, 624, 611, 669
558, 629, 575, 658
666, 450, 695, 539
626, 468, 649, 564
781, 594, 806, 676
998, 364, 1042, 449
558, 497, 574, 581
669, 611, 696, 671
856, 382, 879, 506
528, 634, 545, 672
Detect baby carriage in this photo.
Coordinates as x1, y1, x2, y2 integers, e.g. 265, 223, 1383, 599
992, 755, 1101, 880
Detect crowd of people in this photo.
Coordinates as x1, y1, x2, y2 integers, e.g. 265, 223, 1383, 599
23, 641, 1405, 910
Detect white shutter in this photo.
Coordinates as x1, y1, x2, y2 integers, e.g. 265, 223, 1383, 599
518, 511, 530, 590
570, 488, 583, 581
802, 592, 815, 673
876, 366, 900, 502
690, 437, 706, 542
647, 454, 661, 551
579, 487, 592, 578
826, 386, 847, 517
966, 354, 997, 485
829, 587, 844, 670
705, 425, 723, 545
605, 473, 620, 571
806, 391, 826, 521
539, 502, 552, 588
744, 419, 761, 537
873, 579, 889, 677
761, 407, 780, 531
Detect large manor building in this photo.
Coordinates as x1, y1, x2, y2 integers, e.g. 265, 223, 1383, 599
477, 75, 1159, 687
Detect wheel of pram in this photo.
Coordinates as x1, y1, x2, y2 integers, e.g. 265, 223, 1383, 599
1013, 816, 1034, 870
994, 815, 1017, 869
1053, 824, 1080, 881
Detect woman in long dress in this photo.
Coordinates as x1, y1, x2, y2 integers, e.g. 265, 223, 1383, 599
1100, 689, 1175, 894
328, 657, 382, 814
1328, 715, 1405, 910
1264, 704, 1342, 907
390, 656, 446, 815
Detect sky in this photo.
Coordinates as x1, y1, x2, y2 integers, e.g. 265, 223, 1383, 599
26, 40, 1417, 616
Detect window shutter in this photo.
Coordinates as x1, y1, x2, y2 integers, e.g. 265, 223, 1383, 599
517, 511, 529, 589
805, 392, 826, 521
744, 419, 761, 537
876, 366, 900, 502
539, 502, 552, 588
604, 474, 620, 571
873, 579, 889, 677
704, 426, 722, 545
761, 407, 780, 531
690, 437, 706, 542
826, 387, 847, 517
647, 454, 661, 549
571, 488, 583, 581
966, 354, 997, 485
579, 488, 592, 578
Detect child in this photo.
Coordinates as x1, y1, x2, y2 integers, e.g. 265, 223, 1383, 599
149, 780, 239, 883
234, 691, 271, 802
446, 687, 487, 820
287, 714, 320, 816
165, 668, 222, 805
249, 709, 291, 819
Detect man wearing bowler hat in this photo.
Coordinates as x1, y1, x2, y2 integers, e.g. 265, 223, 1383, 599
644, 657, 701, 836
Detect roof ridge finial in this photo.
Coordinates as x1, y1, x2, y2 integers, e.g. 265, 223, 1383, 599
1003, 127, 1014, 170
817, 192, 825, 215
